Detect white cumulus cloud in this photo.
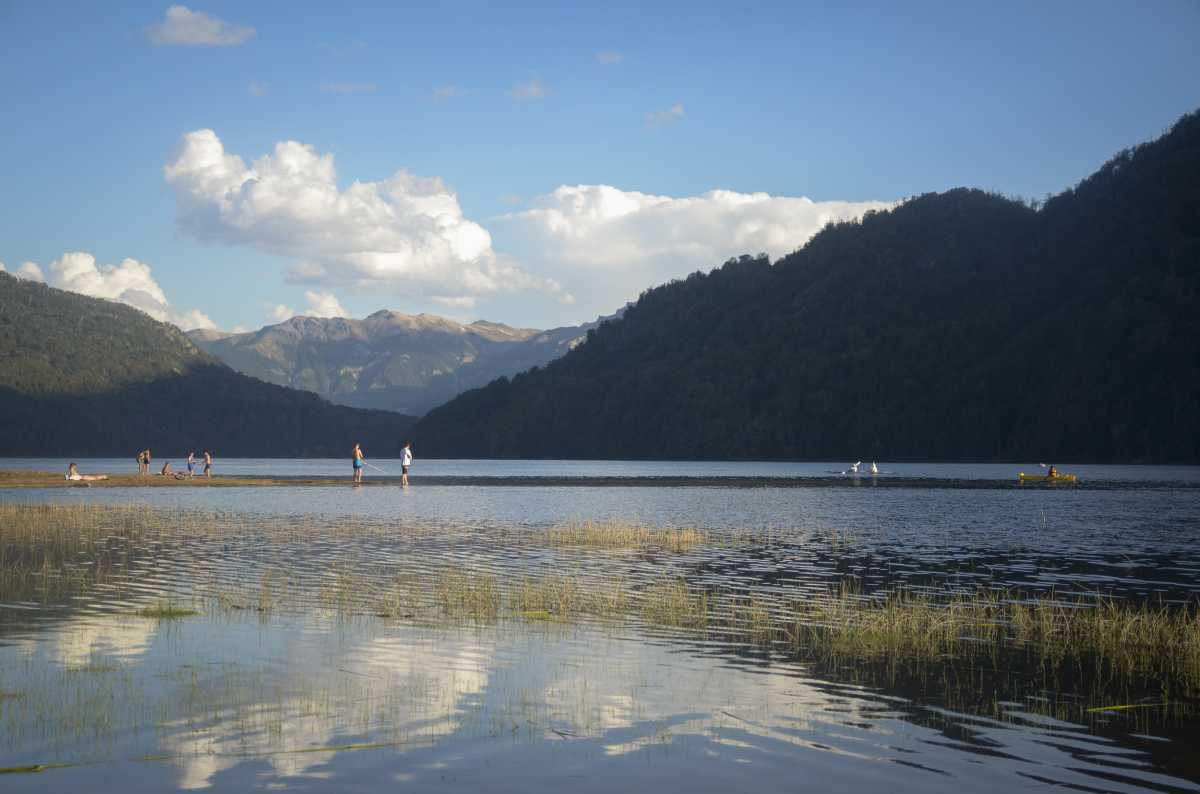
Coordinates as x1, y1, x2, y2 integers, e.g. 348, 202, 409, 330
497, 185, 892, 315
303, 290, 346, 318
163, 129, 564, 302
267, 304, 295, 323
146, 5, 255, 46
2, 260, 46, 282
20, 262, 46, 282
645, 102, 684, 128
45, 251, 215, 330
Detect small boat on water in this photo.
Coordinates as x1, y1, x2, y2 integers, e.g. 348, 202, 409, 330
1018, 472, 1078, 483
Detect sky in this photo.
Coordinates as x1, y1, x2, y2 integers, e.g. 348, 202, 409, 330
1, 1, 1198, 332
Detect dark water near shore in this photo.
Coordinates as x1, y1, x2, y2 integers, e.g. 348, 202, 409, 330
2, 460, 1199, 791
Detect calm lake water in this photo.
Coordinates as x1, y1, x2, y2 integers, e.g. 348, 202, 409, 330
2, 459, 1199, 792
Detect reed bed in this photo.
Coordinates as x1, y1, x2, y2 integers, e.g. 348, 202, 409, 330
4, 502, 1199, 707
543, 520, 708, 552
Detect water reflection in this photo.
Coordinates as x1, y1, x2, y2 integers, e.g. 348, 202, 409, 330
3, 613, 1198, 792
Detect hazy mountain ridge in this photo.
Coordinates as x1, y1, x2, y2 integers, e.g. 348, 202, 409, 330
411, 110, 1200, 463
0, 274, 414, 456
189, 310, 605, 416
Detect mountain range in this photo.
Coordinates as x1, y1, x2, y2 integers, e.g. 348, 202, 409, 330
411, 109, 1200, 463
188, 311, 605, 416
0, 274, 414, 457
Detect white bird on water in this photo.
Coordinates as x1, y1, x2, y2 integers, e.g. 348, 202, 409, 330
849, 461, 861, 474
870, 461, 878, 474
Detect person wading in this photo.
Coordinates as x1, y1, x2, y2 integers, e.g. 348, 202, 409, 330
353, 443, 365, 484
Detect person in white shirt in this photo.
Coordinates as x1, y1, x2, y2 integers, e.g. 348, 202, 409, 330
401, 441, 413, 487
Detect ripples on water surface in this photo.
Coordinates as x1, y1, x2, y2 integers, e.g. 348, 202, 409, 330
1, 460, 1199, 792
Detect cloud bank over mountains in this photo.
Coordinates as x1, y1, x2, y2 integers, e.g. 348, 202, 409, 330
498, 185, 893, 311
164, 129, 568, 308
161, 129, 891, 324
3, 252, 215, 331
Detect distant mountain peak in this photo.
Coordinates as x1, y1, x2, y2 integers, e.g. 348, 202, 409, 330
189, 308, 609, 416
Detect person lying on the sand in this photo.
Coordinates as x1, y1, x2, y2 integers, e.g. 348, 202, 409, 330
66, 462, 107, 481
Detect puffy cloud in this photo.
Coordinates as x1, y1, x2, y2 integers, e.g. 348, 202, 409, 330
18, 262, 46, 282
46, 251, 215, 330
145, 5, 255, 46
497, 184, 892, 313
247, 80, 269, 97
645, 102, 684, 128
303, 290, 346, 318
267, 304, 295, 323
319, 82, 377, 94
163, 129, 564, 302
595, 51, 623, 64
507, 77, 547, 101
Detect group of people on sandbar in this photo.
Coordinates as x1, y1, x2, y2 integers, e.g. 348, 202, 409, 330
135, 448, 212, 478
353, 441, 413, 487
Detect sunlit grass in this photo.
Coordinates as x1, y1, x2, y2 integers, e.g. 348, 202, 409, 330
544, 520, 707, 552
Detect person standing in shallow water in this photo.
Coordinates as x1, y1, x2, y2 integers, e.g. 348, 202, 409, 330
203, 450, 212, 478
401, 441, 413, 487
353, 443, 365, 484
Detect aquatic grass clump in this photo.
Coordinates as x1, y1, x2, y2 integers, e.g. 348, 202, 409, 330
544, 520, 708, 552
0, 503, 162, 605
434, 569, 501, 620
786, 587, 1200, 695
137, 600, 199, 620
1008, 595, 1200, 684
639, 578, 710, 629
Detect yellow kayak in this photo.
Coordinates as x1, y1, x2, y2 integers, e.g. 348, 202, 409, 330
1018, 472, 1078, 483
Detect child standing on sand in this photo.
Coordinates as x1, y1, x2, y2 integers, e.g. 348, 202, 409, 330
203, 450, 212, 478
401, 441, 412, 487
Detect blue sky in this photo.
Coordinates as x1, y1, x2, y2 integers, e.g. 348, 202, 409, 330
1, 0, 1198, 331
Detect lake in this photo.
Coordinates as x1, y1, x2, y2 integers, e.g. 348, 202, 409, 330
2, 459, 1199, 792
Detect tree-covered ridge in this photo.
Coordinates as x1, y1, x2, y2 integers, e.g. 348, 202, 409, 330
413, 110, 1200, 463
0, 275, 209, 395
0, 275, 414, 456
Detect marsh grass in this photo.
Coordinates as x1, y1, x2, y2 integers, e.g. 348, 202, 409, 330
137, 600, 199, 620
544, 520, 708, 552
0, 504, 157, 604
4, 502, 1199, 722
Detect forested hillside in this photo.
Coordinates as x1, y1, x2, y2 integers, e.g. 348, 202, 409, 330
0, 275, 414, 456
413, 111, 1200, 462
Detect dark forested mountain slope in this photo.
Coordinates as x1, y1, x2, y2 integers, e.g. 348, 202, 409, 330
190, 311, 604, 416
0, 275, 414, 456
413, 111, 1200, 462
